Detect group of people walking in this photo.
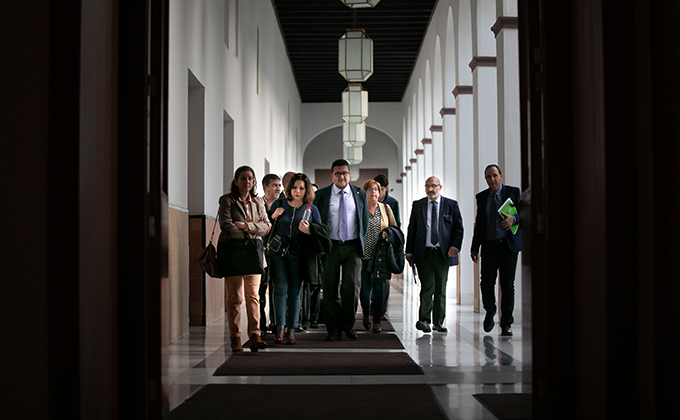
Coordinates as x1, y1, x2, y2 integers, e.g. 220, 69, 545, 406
214, 159, 521, 353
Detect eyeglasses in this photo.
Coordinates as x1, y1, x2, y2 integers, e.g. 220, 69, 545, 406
366, 188, 380, 192
333, 171, 351, 177
425, 184, 441, 189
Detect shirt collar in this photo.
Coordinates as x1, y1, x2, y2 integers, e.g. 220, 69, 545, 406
489, 184, 503, 197
332, 184, 350, 195
428, 195, 441, 206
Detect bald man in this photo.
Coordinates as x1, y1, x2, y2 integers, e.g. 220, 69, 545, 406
405, 176, 464, 333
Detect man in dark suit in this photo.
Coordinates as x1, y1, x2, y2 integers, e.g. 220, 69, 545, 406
471, 164, 521, 336
405, 176, 464, 333
313, 159, 369, 341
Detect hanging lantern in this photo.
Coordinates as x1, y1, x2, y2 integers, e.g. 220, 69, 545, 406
343, 121, 366, 147
349, 164, 360, 181
342, 84, 368, 123
338, 29, 373, 82
343, 144, 363, 165
340, 0, 381, 8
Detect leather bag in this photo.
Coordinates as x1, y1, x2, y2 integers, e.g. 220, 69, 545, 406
218, 232, 265, 276
198, 212, 221, 278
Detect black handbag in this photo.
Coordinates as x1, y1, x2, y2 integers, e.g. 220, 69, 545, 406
218, 231, 265, 276
198, 211, 221, 278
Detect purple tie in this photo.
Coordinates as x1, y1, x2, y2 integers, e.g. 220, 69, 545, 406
338, 190, 348, 242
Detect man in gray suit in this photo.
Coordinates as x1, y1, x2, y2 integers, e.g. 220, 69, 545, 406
313, 159, 369, 341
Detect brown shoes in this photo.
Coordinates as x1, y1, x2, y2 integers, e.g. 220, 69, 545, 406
230, 337, 243, 352
249, 333, 268, 352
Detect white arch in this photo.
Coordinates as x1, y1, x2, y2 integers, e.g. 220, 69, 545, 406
456, 0, 473, 86
433, 35, 444, 125
472, 0, 496, 57
424, 60, 433, 140
445, 6, 458, 107
417, 79, 425, 143
302, 123, 400, 152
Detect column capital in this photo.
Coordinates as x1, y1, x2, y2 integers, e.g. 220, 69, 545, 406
430, 125, 442, 132
400, 172, 407, 177
421, 138, 432, 145
469, 56, 497, 71
453, 85, 473, 98
439, 107, 456, 118
409, 157, 418, 163
492, 16, 519, 38
414, 149, 424, 155
405, 166, 412, 171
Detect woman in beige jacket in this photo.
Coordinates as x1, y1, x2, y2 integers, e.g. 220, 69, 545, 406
360, 179, 398, 333
218, 165, 271, 352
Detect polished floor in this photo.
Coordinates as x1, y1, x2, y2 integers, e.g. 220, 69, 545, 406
164, 277, 527, 419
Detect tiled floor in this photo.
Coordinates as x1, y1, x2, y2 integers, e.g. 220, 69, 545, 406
164, 276, 528, 419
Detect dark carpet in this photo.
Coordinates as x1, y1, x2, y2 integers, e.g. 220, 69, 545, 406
213, 351, 423, 376
352, 319, 395, 332
473, 393, 532, 420
170, 384, 447, 419
247, 331, 403, 349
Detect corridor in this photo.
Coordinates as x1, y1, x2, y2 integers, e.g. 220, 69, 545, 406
165, 278, 524, 419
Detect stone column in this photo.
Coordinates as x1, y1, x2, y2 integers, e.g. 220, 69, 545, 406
430, 125, 443, 181
453, 87, 475, 306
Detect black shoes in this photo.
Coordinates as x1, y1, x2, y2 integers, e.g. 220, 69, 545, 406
433, 325, 448, 333
415, 321, 432, 333
326, 331, 341, 341
345, 329, 359, 340
483, 309, 496, 333
363, 315, 372, 331
501, 326, 513, 336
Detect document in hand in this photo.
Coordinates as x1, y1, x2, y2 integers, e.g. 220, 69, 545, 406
497, 197, 519, 235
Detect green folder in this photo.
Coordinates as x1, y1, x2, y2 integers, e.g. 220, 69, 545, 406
497, 197, 519, 235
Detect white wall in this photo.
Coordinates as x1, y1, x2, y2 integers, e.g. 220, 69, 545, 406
168, 0, 302, 211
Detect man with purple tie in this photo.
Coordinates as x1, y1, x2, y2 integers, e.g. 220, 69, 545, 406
313, 159, 369, 341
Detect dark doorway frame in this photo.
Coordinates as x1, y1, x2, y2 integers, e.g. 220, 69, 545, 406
118, 0, 169, 418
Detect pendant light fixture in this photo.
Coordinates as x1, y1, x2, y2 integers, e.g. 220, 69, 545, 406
338, 28, 373, 82
340, 0, 381, 9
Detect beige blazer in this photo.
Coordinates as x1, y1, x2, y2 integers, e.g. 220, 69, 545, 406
378, 202, 398, 230
218, 193, 271, 244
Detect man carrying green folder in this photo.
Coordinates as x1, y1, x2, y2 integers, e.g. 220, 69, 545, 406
470, 164, 522, 336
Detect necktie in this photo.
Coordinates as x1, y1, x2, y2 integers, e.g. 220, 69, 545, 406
338, 190, 348, 242
430, 200, 438, 245
488, 192, 498, 239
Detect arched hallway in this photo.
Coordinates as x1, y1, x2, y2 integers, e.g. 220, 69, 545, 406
166, 276, 523, 419
6, 0, 680, 419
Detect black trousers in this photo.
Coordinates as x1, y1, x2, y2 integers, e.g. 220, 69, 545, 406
258, 267, 276, 333
416, 248, 450, 326
321, 239, 362, 335
480, 239, 519, 328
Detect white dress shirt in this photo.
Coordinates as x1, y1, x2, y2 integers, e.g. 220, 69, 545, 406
329, 184, 359, 241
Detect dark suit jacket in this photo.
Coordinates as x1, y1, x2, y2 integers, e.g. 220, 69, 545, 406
405, 196, 464, 266
313, 183, 370, 257
381, 192, 401, 228
471, 185, 522, 253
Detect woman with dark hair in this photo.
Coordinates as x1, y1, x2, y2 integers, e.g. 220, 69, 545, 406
218, 165, 271, 352
268, 173, 322, 344
360, 179, 397, 333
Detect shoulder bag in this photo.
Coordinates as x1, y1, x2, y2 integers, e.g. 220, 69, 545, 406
198, 210, 221, 278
